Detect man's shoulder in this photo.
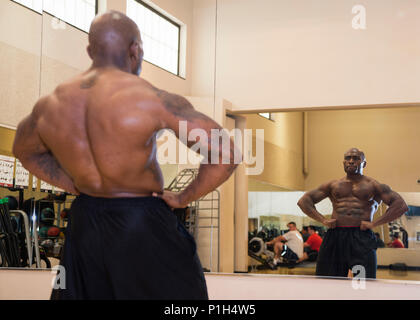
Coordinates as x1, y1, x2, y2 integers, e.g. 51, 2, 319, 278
109, 77, 162, 108
360, 175, 382, 185
363, 176, 390, 192
285, 230, 299, 237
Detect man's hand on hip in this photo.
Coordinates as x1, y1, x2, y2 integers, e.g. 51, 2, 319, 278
153, 191, 188, 209
360, 221, 374, 231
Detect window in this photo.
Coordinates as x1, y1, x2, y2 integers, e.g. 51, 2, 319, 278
12, 0, 96, 33
11, 0, 42, 13
126, 0, 181, 75
259, 113, 273, 120
43, 0, 96, 32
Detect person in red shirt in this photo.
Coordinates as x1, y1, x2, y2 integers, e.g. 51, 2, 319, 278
388, 233, 405, 248
298, 225, 323, 262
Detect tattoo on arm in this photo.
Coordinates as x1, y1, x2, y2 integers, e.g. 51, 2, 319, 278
151, 87, 209, 121
377, 183, 394, 205
36, 152, 63, 181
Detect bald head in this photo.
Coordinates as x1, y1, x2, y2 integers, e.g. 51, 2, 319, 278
88, 11, 143, 75
344, 148, 365, 161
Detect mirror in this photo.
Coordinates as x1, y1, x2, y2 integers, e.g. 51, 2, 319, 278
0, 0, 220, 273
212, 0, 420, 282
244, 108, 420, 282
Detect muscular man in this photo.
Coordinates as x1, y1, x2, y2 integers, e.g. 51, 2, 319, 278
297, 148, 408, 279
12, 11, 238, 299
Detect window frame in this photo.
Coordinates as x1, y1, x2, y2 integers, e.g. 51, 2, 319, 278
129, 0, 182, 76
11, 0, 98, 34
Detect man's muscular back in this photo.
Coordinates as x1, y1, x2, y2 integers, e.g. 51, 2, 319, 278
32, 69, 167, 197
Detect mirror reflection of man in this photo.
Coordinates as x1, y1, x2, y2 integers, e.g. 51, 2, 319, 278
297, 148, 408, 279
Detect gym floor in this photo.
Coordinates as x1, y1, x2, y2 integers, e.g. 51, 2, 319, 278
249, 263, 420, 281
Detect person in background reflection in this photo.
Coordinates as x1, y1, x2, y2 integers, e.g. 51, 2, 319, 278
298, 225, 322, 263
388, 233, 405, 248
301, 226, 310, 242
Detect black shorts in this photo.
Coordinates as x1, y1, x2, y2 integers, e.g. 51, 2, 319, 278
316, 227, 377, 279
304, 247, 318, 262
281, 245, 299, 262
51, 194, 208, 300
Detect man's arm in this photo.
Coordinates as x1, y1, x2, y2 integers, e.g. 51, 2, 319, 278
266, 235, 286, 245
12, 97, 78, 194
151, 87, 240, 208
304, 236, 313, 248
297, 182, 336, 228
362, 182, 408, 230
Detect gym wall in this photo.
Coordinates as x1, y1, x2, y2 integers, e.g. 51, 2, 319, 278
305, 107, 420, 192
214, 0, 420, 112
245, 113, 305, 191
0, 0, 42, 128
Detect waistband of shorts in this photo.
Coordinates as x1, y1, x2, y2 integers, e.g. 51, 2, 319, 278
77, 193, 166, 207
336, 226, 360, 228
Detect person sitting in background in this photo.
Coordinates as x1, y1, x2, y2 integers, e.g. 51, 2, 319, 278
388, 233, 405, 248
374, 233, 385, 248
301, 226, 310, 242
298, 225, 322, 263
400, 227, 409, 248
266, 221, 303, 266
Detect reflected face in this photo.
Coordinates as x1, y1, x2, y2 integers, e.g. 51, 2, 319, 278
287, 224, 296, 231
343, 150, 365, 175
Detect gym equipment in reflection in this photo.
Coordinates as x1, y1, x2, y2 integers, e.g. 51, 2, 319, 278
248, 237, 276, 270
0, 197, 38, 268
0, 186, 74, 269
167, 168, 220, 272
23, 194, 73, 267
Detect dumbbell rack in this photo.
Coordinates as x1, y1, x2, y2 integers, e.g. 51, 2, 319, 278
167, 169, 220, 272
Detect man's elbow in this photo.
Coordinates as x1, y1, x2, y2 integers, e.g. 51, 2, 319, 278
400, 202, 409, 216
12, 139, 23, 160
297, 198, 305, 210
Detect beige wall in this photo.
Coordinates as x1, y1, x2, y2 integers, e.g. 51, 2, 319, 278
215, 0, 420, 113
245, 113, 305, 191
248, 178, 291, 192
218, 116, 235, 273
401, 214, 420, 250
0, 0, 42, 127
305, 107, 420, 192
190, 0, 216, 99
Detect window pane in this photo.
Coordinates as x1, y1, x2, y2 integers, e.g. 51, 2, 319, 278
126, 0, 180, 75
12, 0, 43, 13
259, 113, 271, 120
13, 0, 95, 32
43, 0, 96, 32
